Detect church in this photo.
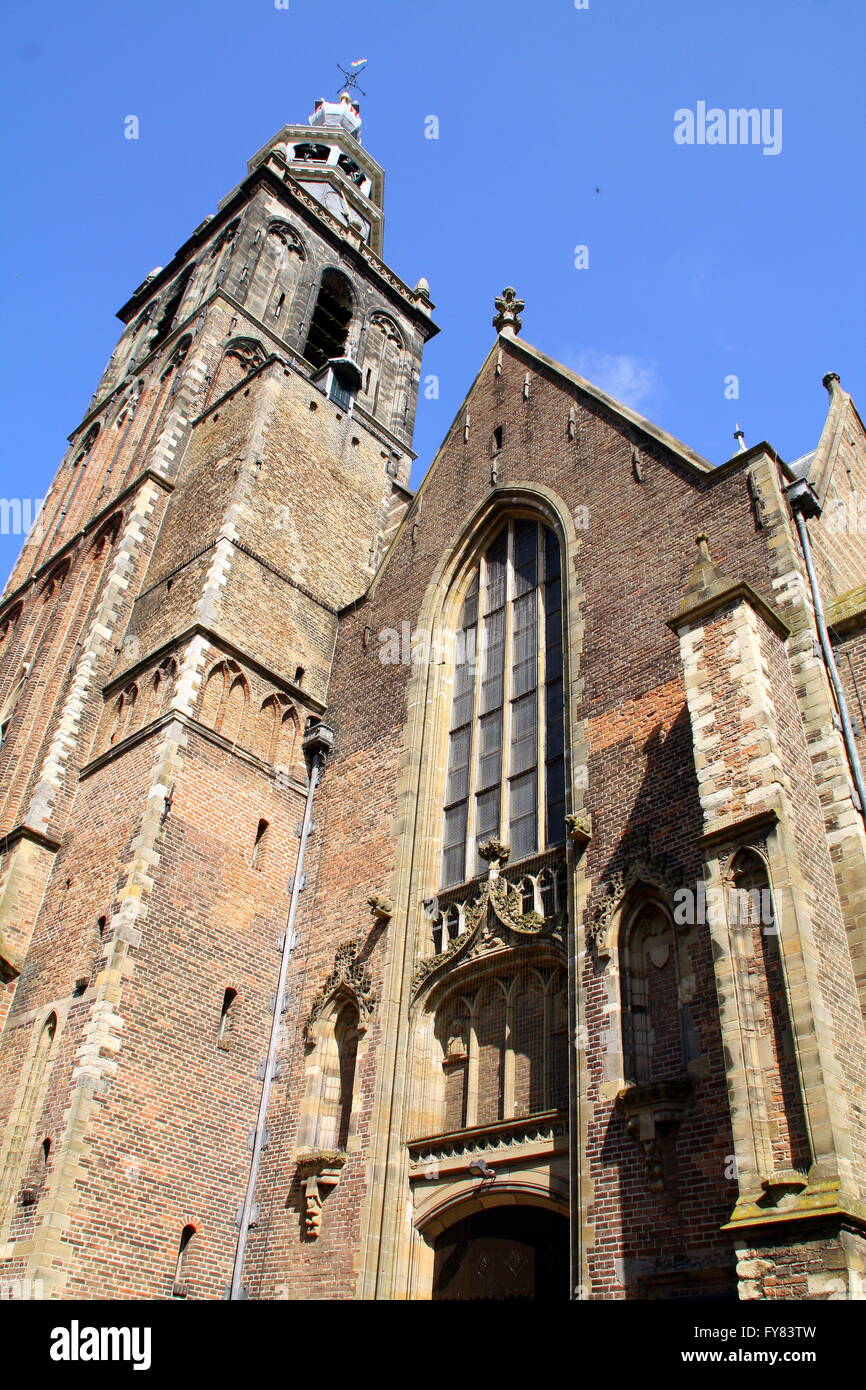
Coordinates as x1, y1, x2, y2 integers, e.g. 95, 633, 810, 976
1, 90, 865, 1301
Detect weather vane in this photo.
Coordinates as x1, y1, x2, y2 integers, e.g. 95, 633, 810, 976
336, 58, 368, 99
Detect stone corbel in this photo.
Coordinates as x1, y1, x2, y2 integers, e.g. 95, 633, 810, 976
616, 1077, 694, 1192
294, 1149, 347, 1238
368, 894, 393, 924
566, 812, 592, 849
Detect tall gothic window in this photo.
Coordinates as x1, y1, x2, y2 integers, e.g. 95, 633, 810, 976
441, 518, 565, 888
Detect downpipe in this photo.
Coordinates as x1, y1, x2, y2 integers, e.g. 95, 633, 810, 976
787, 479, 866, 823
228, 719, 335, 1300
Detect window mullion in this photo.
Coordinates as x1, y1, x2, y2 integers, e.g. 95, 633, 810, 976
536, 521, 548, 848
500, 521, 515, 848
464, 559, 484, 881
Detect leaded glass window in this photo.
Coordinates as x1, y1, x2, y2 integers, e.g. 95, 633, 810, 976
441, 519, 566, 888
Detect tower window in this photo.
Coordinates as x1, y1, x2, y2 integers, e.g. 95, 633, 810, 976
293, 142, 330, 162
337, 153, 365, 186
492, 426, 504, 454
217, 987, 239, 1050
441, 519, 565, 888
251, 819, 269, 868
150, 265, 194, 352
172, 1224, 197, 1298
303, 270, 353, 370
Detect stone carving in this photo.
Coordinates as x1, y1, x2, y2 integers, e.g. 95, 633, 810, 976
615, 1077, 694, 1192
566, 812, 592, 848
408, 1115, 567, 1169
225, 338, 267, 375
412, 871, 559, 999
589, 856, 680, 963
492, 286, 525, 336
367, 894, 393, 923
293, 1149, 346, 1237
478, 838, 510, 869
302, 941, 375, 1045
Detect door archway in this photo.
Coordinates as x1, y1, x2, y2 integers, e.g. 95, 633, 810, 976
432, 1204, 568, 1301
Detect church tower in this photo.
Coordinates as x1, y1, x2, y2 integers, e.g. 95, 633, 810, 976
0, 92, 436, 1298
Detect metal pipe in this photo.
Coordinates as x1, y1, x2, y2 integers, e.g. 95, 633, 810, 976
228, 722, 334, 1299
788, 491, 866, 823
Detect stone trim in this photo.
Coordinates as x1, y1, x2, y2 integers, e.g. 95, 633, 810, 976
666, 579, 791, 641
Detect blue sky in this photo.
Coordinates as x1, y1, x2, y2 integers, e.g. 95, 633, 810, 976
1, 0, 864, 586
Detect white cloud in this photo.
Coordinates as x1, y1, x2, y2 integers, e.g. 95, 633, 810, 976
570, 350, 661, 413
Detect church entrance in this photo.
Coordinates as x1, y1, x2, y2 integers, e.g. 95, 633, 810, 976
431, 1205, 569, 1301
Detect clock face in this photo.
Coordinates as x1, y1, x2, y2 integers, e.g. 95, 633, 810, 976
298, 182, 371, 243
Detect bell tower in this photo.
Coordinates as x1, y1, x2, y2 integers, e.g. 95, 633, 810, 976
0, 94, 436, 1299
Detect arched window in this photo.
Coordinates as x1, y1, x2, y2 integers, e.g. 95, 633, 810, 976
172, 1223, 197, 1298
303, 269, 354, 370
427, 965, 568, 1135
441, 518, 565, 887
217, 987, 239, 1050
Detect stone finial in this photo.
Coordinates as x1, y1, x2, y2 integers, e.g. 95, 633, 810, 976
680, 533, 732, 607
414, 276, 431, 299
492, 287, 524, 337
478, 839, 510, 876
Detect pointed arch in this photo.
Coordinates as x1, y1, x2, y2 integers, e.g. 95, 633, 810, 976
74, 423, 100, 466
199, 657, 247, 740
199, 659, 229, 728
436, 515, 566, 887
259, 221, 306, 326
257, 691, 299, 766
89, 512, 123, 561
302, 268, 355, 369
724, 846, 811, 1176
207, 337, 267, 405
41, 559, 70, 602
0, 1010, 58, 1232
109, 681, 139, 746
621, 896, 685, 1085
298, 944, 374, 1157
363, 312, 405, 424
222, 673, 248, 745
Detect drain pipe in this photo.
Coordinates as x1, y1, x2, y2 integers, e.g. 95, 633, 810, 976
229, 718, 335, 1300
786, 478, 866, 822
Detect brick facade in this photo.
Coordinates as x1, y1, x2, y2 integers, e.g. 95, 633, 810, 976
1, 96, 865, 1301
